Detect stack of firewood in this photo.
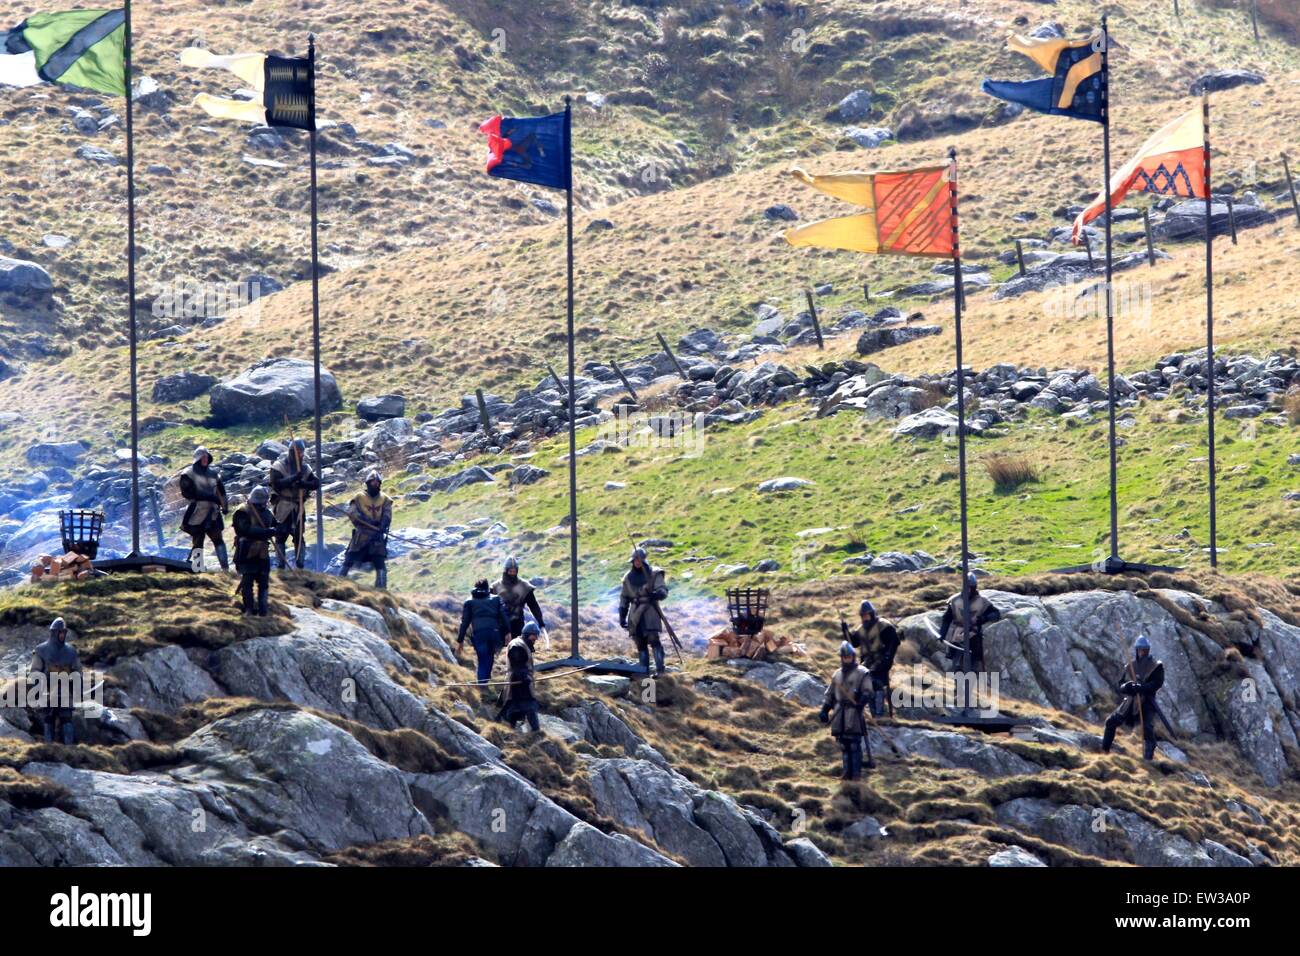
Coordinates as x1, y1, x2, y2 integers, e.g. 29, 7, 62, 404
705, 627, 796, 661
30, 551, 94, 584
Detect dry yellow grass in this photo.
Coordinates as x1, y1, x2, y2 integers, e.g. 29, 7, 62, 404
2, 1, 1298, 472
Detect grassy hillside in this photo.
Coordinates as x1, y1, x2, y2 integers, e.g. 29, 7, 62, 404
376, 373, 1299, 605
2, 0, 1298, 382
1, 0, 1298, 602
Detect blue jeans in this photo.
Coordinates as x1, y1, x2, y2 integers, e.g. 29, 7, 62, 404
472, 635, 501, 683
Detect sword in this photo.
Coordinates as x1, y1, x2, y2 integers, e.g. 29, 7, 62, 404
648, 597, 685, 667
1149, 698, 1177, 738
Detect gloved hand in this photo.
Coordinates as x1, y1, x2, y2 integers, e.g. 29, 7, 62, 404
1122, 681, 1141, 696
818, 705, 830, 724
619, 613, 628, 630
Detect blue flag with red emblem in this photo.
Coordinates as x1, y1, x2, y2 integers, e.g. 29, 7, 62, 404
478, 110, 571, 191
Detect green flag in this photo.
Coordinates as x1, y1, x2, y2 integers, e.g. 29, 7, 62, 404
0, 9, 125, 96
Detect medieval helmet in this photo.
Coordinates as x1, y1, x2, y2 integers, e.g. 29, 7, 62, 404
839, 640, 855, 659
859, 599, 876, 619
249, 485, 270, 505
630, 546, 648, 563
290, 437, 307, 458
50, 617, 67, 635
193, 445, 212, 465
522, 621, 540, 641
1134, 635, 1151, 655
504, 556, 519, 574
965, 571, 979, 591
365, 470, 382, 489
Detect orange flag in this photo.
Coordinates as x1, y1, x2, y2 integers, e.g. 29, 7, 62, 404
1073, 105, 1206, 244
785, 164, 955, 258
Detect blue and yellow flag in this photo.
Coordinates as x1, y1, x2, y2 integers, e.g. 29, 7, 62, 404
981, 33, 1104, 123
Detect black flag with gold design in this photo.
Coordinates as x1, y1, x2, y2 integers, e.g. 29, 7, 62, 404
181, 46, 315, 130
263, 53, 313, 130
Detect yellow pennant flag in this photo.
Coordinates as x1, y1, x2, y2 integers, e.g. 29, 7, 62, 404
180, 47, 270, 124
784, 165, 955, 258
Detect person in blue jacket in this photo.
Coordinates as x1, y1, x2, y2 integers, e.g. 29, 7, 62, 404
456, 578, 510, 685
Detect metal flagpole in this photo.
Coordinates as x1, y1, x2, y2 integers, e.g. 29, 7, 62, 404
949, 147, 973, 706
563, 95, 579, 659
1100, 15, 1121, 568
124, 0, 140, 556
1203, 92, 1218, 568
307, 34, 325, 571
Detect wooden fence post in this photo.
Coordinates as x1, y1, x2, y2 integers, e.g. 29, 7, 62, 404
656, 332, 689, 380
475, 388, 496, 438
609, 358, 640, 401
803, 289, 825, 349
1283, 153, 1300, 227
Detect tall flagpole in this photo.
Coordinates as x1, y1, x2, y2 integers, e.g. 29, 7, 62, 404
307, 34, 325, 571
1100, 15, 1121, 568
1203, 92, 1218, 568
949, 146, 973, 703
563, 96, 579, 659
123, 0, 140, 556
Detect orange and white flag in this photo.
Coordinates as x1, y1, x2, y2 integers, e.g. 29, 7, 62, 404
1073, 105, 1206, 244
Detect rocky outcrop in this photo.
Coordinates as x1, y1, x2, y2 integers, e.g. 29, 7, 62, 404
0, 257, 53, 299
586, 757, 812, 867
4, 708, 427, 865
209, 358, 343, 425
0, 595, 830, 867
407, 763, 673, 867
994, 797, 1250, 867
151, 371, 217, 404
900, 588, 1300, 786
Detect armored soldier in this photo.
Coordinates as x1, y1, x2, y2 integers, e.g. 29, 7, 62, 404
178, 446, 228, 571
819, 641, 874, 779
30, 618, 81, 744
269, 438, 320, 569
457, 579, 510, 684
493, 556, 546, 639
498, 621, 541, 733
845, 599, 900, 716
340, 470, 392, 588
939, 572, 1001, 671
619, 547, 669, 675
1102, 635, 1166, 761
232, 485, 277, 616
